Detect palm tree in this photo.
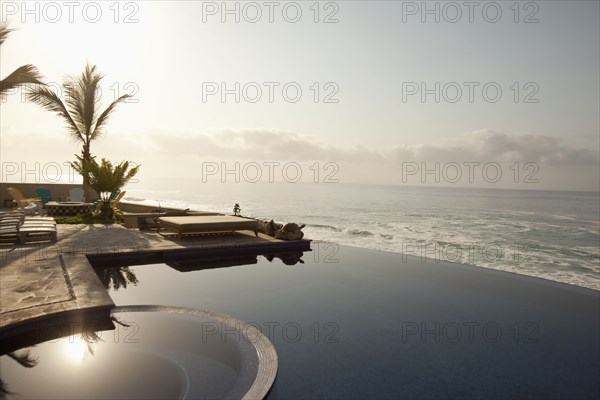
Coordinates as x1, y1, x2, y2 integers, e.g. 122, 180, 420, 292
27, 63, 131, 171
74, 157, 140, 219
0, 25, 44, 95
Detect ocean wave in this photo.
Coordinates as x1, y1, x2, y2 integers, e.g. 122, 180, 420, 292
309, 223, 342, 232
345, 228, 374, 237
123, 193, 600, 291
308, 224, 375, 237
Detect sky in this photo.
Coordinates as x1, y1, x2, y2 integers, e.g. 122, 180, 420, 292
1, 0, 599, 191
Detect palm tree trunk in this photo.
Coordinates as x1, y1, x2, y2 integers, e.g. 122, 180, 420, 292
81, 144, 91, 188
100, 201, 114, 220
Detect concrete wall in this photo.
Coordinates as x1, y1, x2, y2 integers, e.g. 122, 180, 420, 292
1, 182, 192, 213
0, 182, 96, 207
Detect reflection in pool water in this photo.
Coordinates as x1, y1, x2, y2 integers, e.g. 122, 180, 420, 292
63, 335, 88, 364
96, 265, 139, 291
0, 306, 277, 400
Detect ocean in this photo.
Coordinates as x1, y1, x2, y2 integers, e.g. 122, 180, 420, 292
124, 180, 600, 290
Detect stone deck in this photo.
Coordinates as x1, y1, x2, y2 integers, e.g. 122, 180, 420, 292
0, 224, 310, 335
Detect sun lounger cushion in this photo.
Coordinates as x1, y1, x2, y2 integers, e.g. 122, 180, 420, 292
18, 226, 57, 243
0, 214, 57, 244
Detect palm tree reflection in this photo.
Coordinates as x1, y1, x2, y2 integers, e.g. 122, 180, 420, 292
0, 350, 39, 398
0, 314, 115, 398
97, 266, 139, 290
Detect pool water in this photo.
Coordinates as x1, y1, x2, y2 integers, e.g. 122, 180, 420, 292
96, 244, 599, 399
1, 244, 598, 399
0, 306, 273, 400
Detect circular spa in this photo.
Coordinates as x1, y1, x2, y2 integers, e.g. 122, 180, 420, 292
0, 306, 278, 400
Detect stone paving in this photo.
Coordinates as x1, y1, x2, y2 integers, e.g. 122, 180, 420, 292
0, 224, 306, 333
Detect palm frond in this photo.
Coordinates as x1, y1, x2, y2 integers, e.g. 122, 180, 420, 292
63, 64, 104, 143
80, 158, 140, 196
25, 62, 129, 163
91, 93, 131, 140
82, 65, 102, 135
7, 350, 39, 368
0, 64, 44, 94
62, 75, 87, 136
1, 377, 12, 396
26, 86, 83, 142
0, 25, 13, 46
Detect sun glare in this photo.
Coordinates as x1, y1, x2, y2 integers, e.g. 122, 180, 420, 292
63, 335, 88, 364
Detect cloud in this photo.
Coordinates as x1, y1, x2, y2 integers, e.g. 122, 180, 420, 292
144, 128, 377, 162
2, 124, 597, 167
2, 126, 597, 190
138, 128, 599, 166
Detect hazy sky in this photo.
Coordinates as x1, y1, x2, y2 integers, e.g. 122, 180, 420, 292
1, 1, 598, 191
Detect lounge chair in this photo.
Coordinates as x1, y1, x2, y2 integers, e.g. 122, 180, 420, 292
157, 215, 259, 239
35, 188, 54, 208
18, 203, 39, 215
18, 225, 57, 244
67, 188, 85, 202
93, 190, 120, 209
0, 211, 55, 225
94, 191, 126, 217
0, 225, 19, 244
0, 211, 56, 244
7, 187, 42, 215
111, 191, 126, 208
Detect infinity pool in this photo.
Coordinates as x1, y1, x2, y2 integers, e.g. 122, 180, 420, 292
98, 244, 599, 399
1, 244, 598, 399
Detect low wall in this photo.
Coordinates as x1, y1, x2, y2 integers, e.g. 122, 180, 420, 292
118, 201, 190, 213
0, 182, 96, 207
1, 183, 209, 215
